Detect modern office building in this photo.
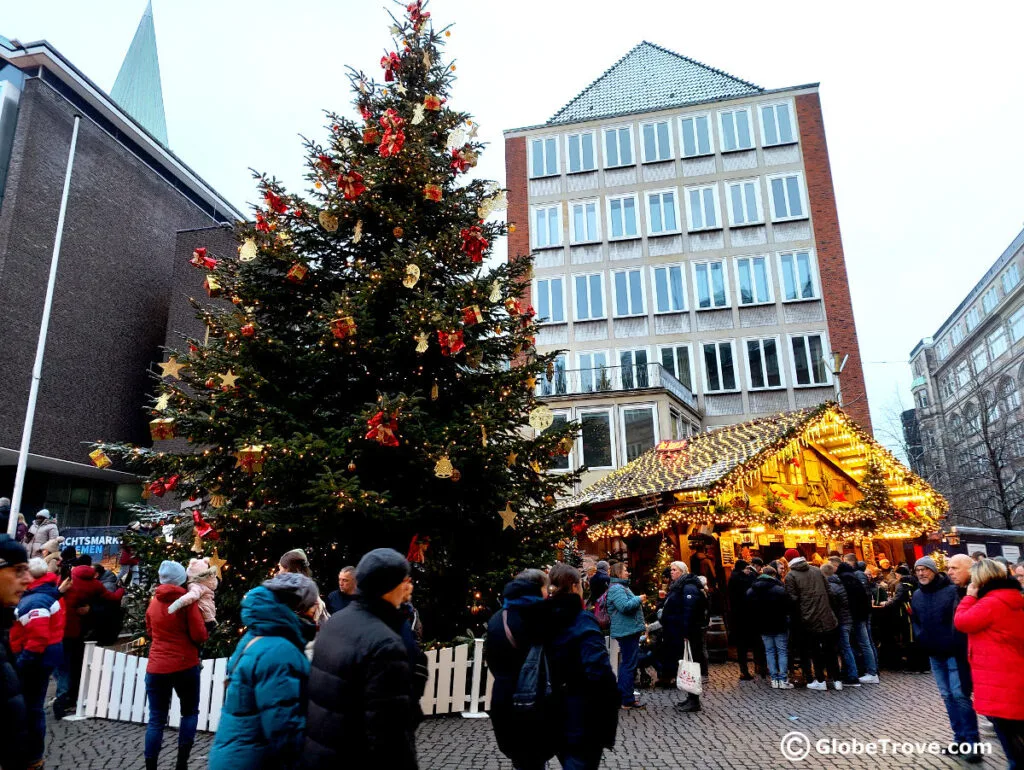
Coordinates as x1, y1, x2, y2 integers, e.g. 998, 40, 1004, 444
504, 42, 867, 489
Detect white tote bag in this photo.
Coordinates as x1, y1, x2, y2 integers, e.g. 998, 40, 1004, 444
676, 640, 703, 696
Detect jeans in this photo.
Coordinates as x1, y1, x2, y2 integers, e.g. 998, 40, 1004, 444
929, 655, 979, 745
615, 632, 641, 705
807, 629, 841, 683
557, 750, 602, 770
19, 656, 56, 762
837, 623, 858, 680
851, 620, 878, 676
762, 633, 789, 682
145, 666, 201, 759
54, 636, 85, 714
990, 717, 1024, 770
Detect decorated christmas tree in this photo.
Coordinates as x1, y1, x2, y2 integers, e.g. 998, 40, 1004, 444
97, 0, 580, 652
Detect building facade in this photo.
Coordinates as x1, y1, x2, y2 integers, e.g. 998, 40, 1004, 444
909, 226, 1024, 530
504, 43, 867, 489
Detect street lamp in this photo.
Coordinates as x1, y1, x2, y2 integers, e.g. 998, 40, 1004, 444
828, 352, 849, 406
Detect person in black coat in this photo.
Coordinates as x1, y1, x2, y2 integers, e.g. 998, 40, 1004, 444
546, 563, 619, 770
325, 566, 357, 615
837, 561, 878, 682
484, 570, 553, 770
660, 562, 708, 712
304, 548, 419, 769
746, 566, 793, 688
726, 560, 757, 680
0, 535, 32, 770
588, 561, 610, 606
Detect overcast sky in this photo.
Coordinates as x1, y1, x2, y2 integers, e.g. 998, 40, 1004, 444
7, 0, 1024, 453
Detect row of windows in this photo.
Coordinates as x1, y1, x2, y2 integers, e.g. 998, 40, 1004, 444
529, 101, 797, 178
935, 262, 1021, 360
530, 174, 807, 248
537, 332, 832, 397
947, 378, 1022, 441
533, 251, 818, 324
938, 304, 1024, 401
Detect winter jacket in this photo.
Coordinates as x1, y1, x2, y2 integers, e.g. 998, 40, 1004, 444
606, 578, 645, 639
304, 597, 419, 769
145, 584, 208, 675
42, 538, 62, 574
837, 563, 871, 623
589, 570, 610, 603
11, 573, 65, 667
26, 519, 59, 559
15, 520, 27, 543
727, 567, 755, 634
954, 578, 1024, 720
746, 574, 790, 636
63, 564, 124, 639
0, 608, 29, 770
168, 560, 218, 623
90, 568, 126, 646
119, 544, 140, 566
208, 586, 311, 770
546, 592, 619, 753
910, 573, 965, 658
484, 578, 554, 766
852, 568, 869, 588
324, 590, 353, 616
784, 559, 837, 634
824, 575, 853, 627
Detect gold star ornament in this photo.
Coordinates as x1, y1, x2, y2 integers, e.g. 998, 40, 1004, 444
158, 357, 186, 379
499, 502, 517, 530
218, 369, 239, 389
208, 549, 227, 579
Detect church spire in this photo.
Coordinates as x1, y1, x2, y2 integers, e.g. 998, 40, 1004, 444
111, 1, 168, 146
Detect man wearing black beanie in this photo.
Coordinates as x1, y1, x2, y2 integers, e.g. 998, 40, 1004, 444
0, 534, 32, 770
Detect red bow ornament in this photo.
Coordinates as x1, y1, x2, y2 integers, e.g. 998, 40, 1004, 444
450, 147, 474, 174
378, 109, 406, 158
363, 127, 380, 145
337, 170, 367, 201
407, 1, 430, 30
461, 305, 483, 326
190, 247, 217, 270
460, 226, 489, 263
317, 154, 335, 175
438, 330, 465, 356
192, 509, 220, 540
380, 51, 401, 82
264, 190, 288, 215
365, 411, 400, 447
423, 94, 444, 111
255, 212, 273, 233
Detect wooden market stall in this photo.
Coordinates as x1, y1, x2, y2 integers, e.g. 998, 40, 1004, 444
560, 403, 947, 586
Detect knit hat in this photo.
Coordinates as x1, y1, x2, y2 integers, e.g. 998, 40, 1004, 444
158, 560, 187, 586
0, 535, 28, 569
42, 538, 62, 555
263, 572, 319, 613
789, 556, 807, 567
784, 548, 800, 561
914, 556, 938, 574
595, 560, 609, 573
28, 558, 48, 578
356, 548, 410, 598
35, 509, 50, 520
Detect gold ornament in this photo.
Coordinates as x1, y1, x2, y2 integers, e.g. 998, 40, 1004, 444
149, 418, 176, 441
218, 369, 239, 389
238, 238, 258, 262
434, 454, 453, 478
402, 263, 421, 289
235, 444, 266, 474
450, 468, 461, 482
89, 448, 112, 469
499, 502, 517, 530
489, 281, 501, 303
414, 332, 429, 353
158, 357, 186, 379
481, 425, 488, 447
154, 393, 171, 412
507, 451, 518, 467
353, 220, 364, 243
191, 534, 204, 554
347, 461, 357, 472
412, 104, 425, 125
530, 460, 542, 474
208, 549, 227, 578
319, 211, 339, 232
423, 50, 431, 67
209, 494, 228, 508
431, 381, 439, 401
393, 226, 404, 239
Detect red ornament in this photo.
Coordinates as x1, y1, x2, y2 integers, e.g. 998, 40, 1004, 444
380, 51, 401, 82
832, 491, 847, 503
906, 501, 919, 515
423, 94, 444, 111
378, 108, 406, 158
363, 127, 380, 145
190, 247, 217, 270
365, 411, 400, 447
359, 103, 373, 122
263, 190, 288, 215
240, 323, 256, 338
461, 305, 483, 326
459, 226, 489, 263
317, 154, 335, 174
164, 474, 180, 493
571, 515, 589, 535
286, 263, 308, 284
331, 316, 357, 339
438, 330, 465, 356
505, 298, 523, 316
423, 184, 443, 202
450, 148, 472, 173
148, 479, 166, 497
407, 0, 430, 30
192, 508, 220, 540
255, 212, 273, 233
205, 378, 217, 389
337, 170, 367, 201
406, 534, 429, 564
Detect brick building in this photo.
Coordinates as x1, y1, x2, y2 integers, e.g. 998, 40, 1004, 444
0, 10, 241, 526
504, 43, 867, 489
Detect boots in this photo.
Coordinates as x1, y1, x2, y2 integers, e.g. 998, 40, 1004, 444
175, 743, 193, 770
674, 695, 701, 713
145, 758, 158, 770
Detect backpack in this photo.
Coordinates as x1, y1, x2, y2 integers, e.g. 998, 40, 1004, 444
593, 592, 610, 630
512, 642, 555, 733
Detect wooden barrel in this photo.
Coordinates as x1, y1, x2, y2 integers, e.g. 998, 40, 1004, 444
706, 615, 728, 663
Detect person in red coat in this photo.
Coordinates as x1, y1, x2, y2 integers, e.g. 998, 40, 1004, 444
954, 558, 1024, 769
144, 560, 208, 770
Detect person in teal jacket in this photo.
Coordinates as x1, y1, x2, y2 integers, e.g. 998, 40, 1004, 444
606, 562, 647, 709
208, 573, 317, 770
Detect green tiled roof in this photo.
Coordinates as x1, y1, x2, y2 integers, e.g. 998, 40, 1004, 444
111, 1, 168, 146
548, 41, 762, 126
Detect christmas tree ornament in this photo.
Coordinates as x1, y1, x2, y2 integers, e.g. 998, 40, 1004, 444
209, 494, 228, 508
393, 226, 404, 239
208, 549, 227, 579
337, 170, 367, 200
423, 184, 442, 202
286, 263, 308, 283
556, 435, 574, 456
461, 305, 483, 326
395, 82, 407, 96
162, 524, 175, 543
331, 316, 357, 339
154, 393, 171, 412
238, 238, 258, 262
148, 478, 167, 497
192, 508, 220, 540
424, 94, 444, 111
445, 125, 468, 151
277, 231, 293, 247
529, 405, 554, 431
459, 227, 488, 262
255, 212, 273, 233
451, 147, 474, 174
235, 445, 266, 474
489, 281, 501, 303
402, 263, 421, 289
190, 247, 217, 270
365, 411, 400, 447
450, 468, 461, 482
353, 220, 364, 243
507, 451, 518, 467
406, 534, 430, 564
204, 276, 222, 297
431, 381, 439, 400
363, 126, 380, 145
508, 224, 516, 233
414, 332, 429, 353
526, 375, 537, 391
530, 460, 542, 474
434, 454, 453, 478
466, 349, 483, 368
477, 190, 508, 219
240, 323, 256, 338
149, 418, 176, 441
347, 461, 357, 472
411, 104, 426, 125
422, 50, 432, 68
318, 211, 339, 232
264, 189, 288, 215
89, 448, 112, 469
438, 330, 465, 356
191, 534, 204, 554
499, 502, 517, 530
380, 51, 401, 81
205, 377, 217, 389
481, 425, 487, 447
378, 108, 406, 157
218, 370, 239, 389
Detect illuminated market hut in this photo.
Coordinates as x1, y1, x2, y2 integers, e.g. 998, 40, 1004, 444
559, 403, 946, 580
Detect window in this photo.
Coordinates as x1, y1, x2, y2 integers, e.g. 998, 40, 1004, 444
936, 338, 950, 360
972, 344, 988, 373
578, 351, 610, 393
607, 194, 639, 239
955, 360, 970, 389
680, 114, 712, 157
653, 264, 686, 313
537, 354, 567, 397
916, 390, 929, 409
669, 408, 686, 439
790, 333, 830, 386
529, 137, 558, 178
940, 375, 956, 400
1003, 264, 1020, 294
760, 102, 795, 146
570, 200, 599, 243
579, 410, 614, 469
746, 338, 783, 389
535, 277, 565, 324
983, 287, 999, 314
544, 411, 570, 470
566, 132, 596, 173
703, 341, 738, 392
622, 406, 657, 463
612, 268, 645, 317
640, 120, 672, 162
660, 345, 693, 390
603, 126, 633, 168
719, 108, 753, 152
531, 205, 561, 249
685, 184, 720, 231
965, 307, 980, 331
573, 273, 605, 321
951, 324, 965, 346
778, 250, 816, 301
1011, 307, 1024, 343
1000, 377, 1021, 412
768, 173, 806, 220
989, 327, 1009, 359
618, 348, 651, 390
693, 260, 729, 309
965, 403, 980, 434
726, 180, 763, 226
646, 190, 680, 235
735, 256, 771, 305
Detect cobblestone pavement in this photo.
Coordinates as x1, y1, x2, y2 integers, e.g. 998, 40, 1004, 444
44, 665, 1008, 769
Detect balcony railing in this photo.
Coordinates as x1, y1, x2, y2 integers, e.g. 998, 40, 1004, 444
537, 362, 696, 409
